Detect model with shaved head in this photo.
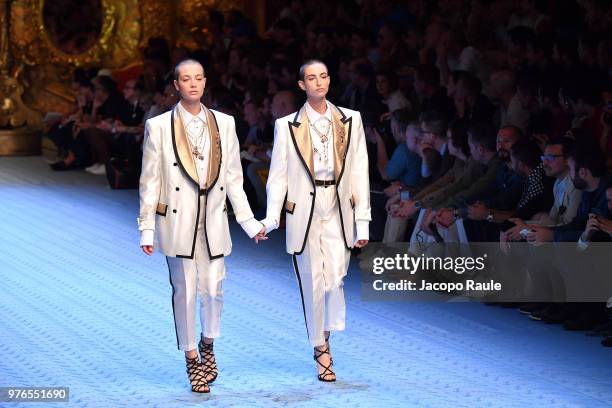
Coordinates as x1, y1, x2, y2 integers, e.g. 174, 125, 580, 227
138, 59, 265, 393
260, 59, 371, 382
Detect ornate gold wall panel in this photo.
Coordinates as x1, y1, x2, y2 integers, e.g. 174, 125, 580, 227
2, 0, 250, 155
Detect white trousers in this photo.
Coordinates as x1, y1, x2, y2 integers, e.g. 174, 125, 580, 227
166, 207, 225, 351
293, 185, 351, 347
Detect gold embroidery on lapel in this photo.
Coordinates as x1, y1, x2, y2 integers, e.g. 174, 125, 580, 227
331, 104, 349, 181
204, 107, 221, 189
174, 108, 199, 185
291, 107, 315, 179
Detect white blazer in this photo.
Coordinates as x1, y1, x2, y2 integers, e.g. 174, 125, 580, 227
262, 102, 371, 254
138, 104, 261, 259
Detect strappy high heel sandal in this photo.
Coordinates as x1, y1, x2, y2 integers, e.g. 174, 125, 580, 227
185, 355, 210, 393
198, 336, 219, 384
313, 333, 336, 382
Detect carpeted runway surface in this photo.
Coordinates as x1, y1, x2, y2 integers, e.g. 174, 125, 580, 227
1, 157, 612, 407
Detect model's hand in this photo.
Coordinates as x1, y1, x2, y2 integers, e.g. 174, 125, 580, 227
254, 227, 268, 244
355, 239, 369, 248
141, 245, 154, 255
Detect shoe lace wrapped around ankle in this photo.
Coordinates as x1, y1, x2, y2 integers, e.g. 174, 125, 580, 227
198, 339, 218, 382
185, 356, 209, 392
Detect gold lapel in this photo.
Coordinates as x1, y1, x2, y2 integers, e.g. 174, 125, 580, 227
289, 106, 315, 180
331, 104, 350, 181
173, 107, 199, 186
204, 107, 221, 189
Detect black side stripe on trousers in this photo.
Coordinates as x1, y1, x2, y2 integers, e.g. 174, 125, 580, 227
292, 254, 309, 339
165, 257, 181, 350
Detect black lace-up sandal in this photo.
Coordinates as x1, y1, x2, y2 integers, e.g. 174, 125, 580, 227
314, 333, 336, 382
198, 336, 219, 384
185, 355, 210, 393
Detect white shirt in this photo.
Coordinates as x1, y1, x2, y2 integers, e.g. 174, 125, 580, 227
305, 100, 335, 181
532, 173, 581, 227
177, 102, 209, 188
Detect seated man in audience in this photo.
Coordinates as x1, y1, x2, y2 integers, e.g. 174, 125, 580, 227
582, 182, 612, 346
402, 122, 503, 244
526, 148, 610, 244
51, 75, 128, 172
525, 147, 610, 326
370, 110, 422, 197
418, 110, 454, 184
246, 90, 298, 211
423, 125, 522, 240
385, 119, 485, 241
503, 137, 581, 241
467, 139, 554, 229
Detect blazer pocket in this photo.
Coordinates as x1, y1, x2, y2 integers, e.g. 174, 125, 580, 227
349, 195, 355, 209
156, 203, 168, 216
285, 200, 296, 214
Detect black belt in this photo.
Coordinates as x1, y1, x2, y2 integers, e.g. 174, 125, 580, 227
315, 179, 336, 187
199, 189, 208, 196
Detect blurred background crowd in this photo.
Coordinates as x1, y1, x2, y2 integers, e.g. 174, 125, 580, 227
42, 0, 612, 346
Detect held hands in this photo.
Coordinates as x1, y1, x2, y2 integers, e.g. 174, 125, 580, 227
355, 239, 369, 248
254, 226, 268, 244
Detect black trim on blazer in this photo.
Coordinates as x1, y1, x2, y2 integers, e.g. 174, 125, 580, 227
204, 111, 225, 260
334, 107, 353, 250
170, 107, 199, 188
288, 121, 316, 255
165, 257, 181, 350
292, 254, 310, 339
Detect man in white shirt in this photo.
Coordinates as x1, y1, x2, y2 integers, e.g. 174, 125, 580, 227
261, 60, 370, 382
138, 59, 265, 393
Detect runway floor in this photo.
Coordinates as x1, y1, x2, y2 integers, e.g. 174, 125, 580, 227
1, 156, 612, 407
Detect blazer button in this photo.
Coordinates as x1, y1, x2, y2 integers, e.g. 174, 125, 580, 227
175, 187, 180, 191
310, 191, 314, 196
220, 186, 224, 191
172, 209, 177, 213
173, 162, 178, 166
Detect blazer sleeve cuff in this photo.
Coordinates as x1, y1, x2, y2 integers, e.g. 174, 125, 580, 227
140, 229, 155, 247
356, 221, 369, 241
261, 217, 279, 234
240, 217, 264, 238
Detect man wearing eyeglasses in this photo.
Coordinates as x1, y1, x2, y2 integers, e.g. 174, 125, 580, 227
503, 137, 581, 241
